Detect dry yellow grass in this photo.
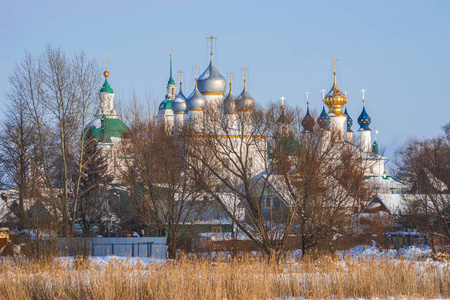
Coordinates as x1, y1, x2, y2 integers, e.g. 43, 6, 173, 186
0, 254, 448, 299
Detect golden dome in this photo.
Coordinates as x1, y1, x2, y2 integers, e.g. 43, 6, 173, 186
323, 70, 347, 117
103, 70, 109, 78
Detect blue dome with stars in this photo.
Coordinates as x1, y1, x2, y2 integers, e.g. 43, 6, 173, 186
317, 106, 331, 130
345, 107, 353, 132
357, 106, 371, 130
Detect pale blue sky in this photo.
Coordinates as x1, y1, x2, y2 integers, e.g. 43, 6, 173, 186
1, 0, 449, 163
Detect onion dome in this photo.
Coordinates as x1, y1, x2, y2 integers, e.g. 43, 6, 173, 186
85, 116, 129, 144
357, 105, 371, 130
172, 75, 186, 114
172, 91, 187, 114
100, 76, 114, 93
224, 91, 237, 114
302, 106, 315, 132
236, 70, 255, 111
158, 98, 173, 111
317, 106, 331, 130
100, 59, 114, 93
323, 59, 347, 117
186, 87, 206, 110
344, 107, 353, 132
236, 88, 255, 111
277, 97, 289, 124
277, 109, 289, 125
224, 73, 237, 114
197, 61, 226, 95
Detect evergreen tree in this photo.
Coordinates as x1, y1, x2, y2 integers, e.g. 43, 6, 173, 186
75, 131, 113, 236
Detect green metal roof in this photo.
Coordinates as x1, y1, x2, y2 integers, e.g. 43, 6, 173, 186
168, 54, 175, 85
372, 141, 379, 154
86, 116, 129, 143
100, 79, 114, 93
159, 99, 173, 111
268, 136, 301, 159
277, 111, 290, 125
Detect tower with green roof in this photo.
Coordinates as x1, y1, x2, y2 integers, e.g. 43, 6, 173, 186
157, 52, 177, 133
85, 60, 130, 181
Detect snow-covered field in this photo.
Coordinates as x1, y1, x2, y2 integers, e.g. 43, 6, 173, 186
1, 245, 449, 299
339, 244, 432, 260
54, 255, 166, 268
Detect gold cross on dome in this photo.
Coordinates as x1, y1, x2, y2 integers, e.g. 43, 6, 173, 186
103, 58, 109, 70
206, 35, 217, 61
320, 89, 326, 99
193, 65, 199, 87
177, 70, 184, 82
332, 58, 338, 72
361, 89, 366, 106
280, 96, 285, 107
361, 89, 366, 99
193, 65, 199, 78
241, 67, 249, 78
227, 71, 234, 82
177, 70, 184, 91
241, 67, 249, 89
227, 71, 234, 91
305, 91, 310, 101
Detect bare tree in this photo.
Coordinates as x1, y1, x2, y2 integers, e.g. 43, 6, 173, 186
1, 71, 36, 227
183, 102, 366, 260
36, 46, 101, 235
3, 47, 101, 237
183, 104, 297, 261
395, 124, 450, 239
69, 52, 102, 232
119, 108, 208, 258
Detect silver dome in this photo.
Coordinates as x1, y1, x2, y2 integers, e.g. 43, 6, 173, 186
186, 87, 206, 110
197, 62, 226, 94
172, 91, 187, 113
223, 91, 237, 114
236, 88, 255, 111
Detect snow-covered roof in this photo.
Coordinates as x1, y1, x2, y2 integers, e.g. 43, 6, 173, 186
425, 169, 448, 192
265, 175, 296, 206
365, 176, 409, 192
0, 201, 10, 222
264, 174, 354, 208
180, 193, 245, 225
374, 193, 408, 214
198, 232, 250, 241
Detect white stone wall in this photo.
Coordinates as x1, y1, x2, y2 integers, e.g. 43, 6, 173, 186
330, 115, 346, 141
359, 130, 372, 152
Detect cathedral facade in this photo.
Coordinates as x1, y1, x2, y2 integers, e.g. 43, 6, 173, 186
156, 45, 390, 185
86, 38, 397, 191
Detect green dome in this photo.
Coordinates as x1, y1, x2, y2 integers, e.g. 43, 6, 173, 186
159, 99, 173, 111
268, 136, 301, 159
86, 117, 129, 144
168, 76, 175, 86
100, 79, 114, 93
277, 110, 290, 125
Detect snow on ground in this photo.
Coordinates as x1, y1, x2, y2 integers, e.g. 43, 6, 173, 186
338, 244, 432, 260
55, 255, 166, 268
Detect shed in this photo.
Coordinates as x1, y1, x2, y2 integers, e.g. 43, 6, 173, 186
0, 227, 9, 250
